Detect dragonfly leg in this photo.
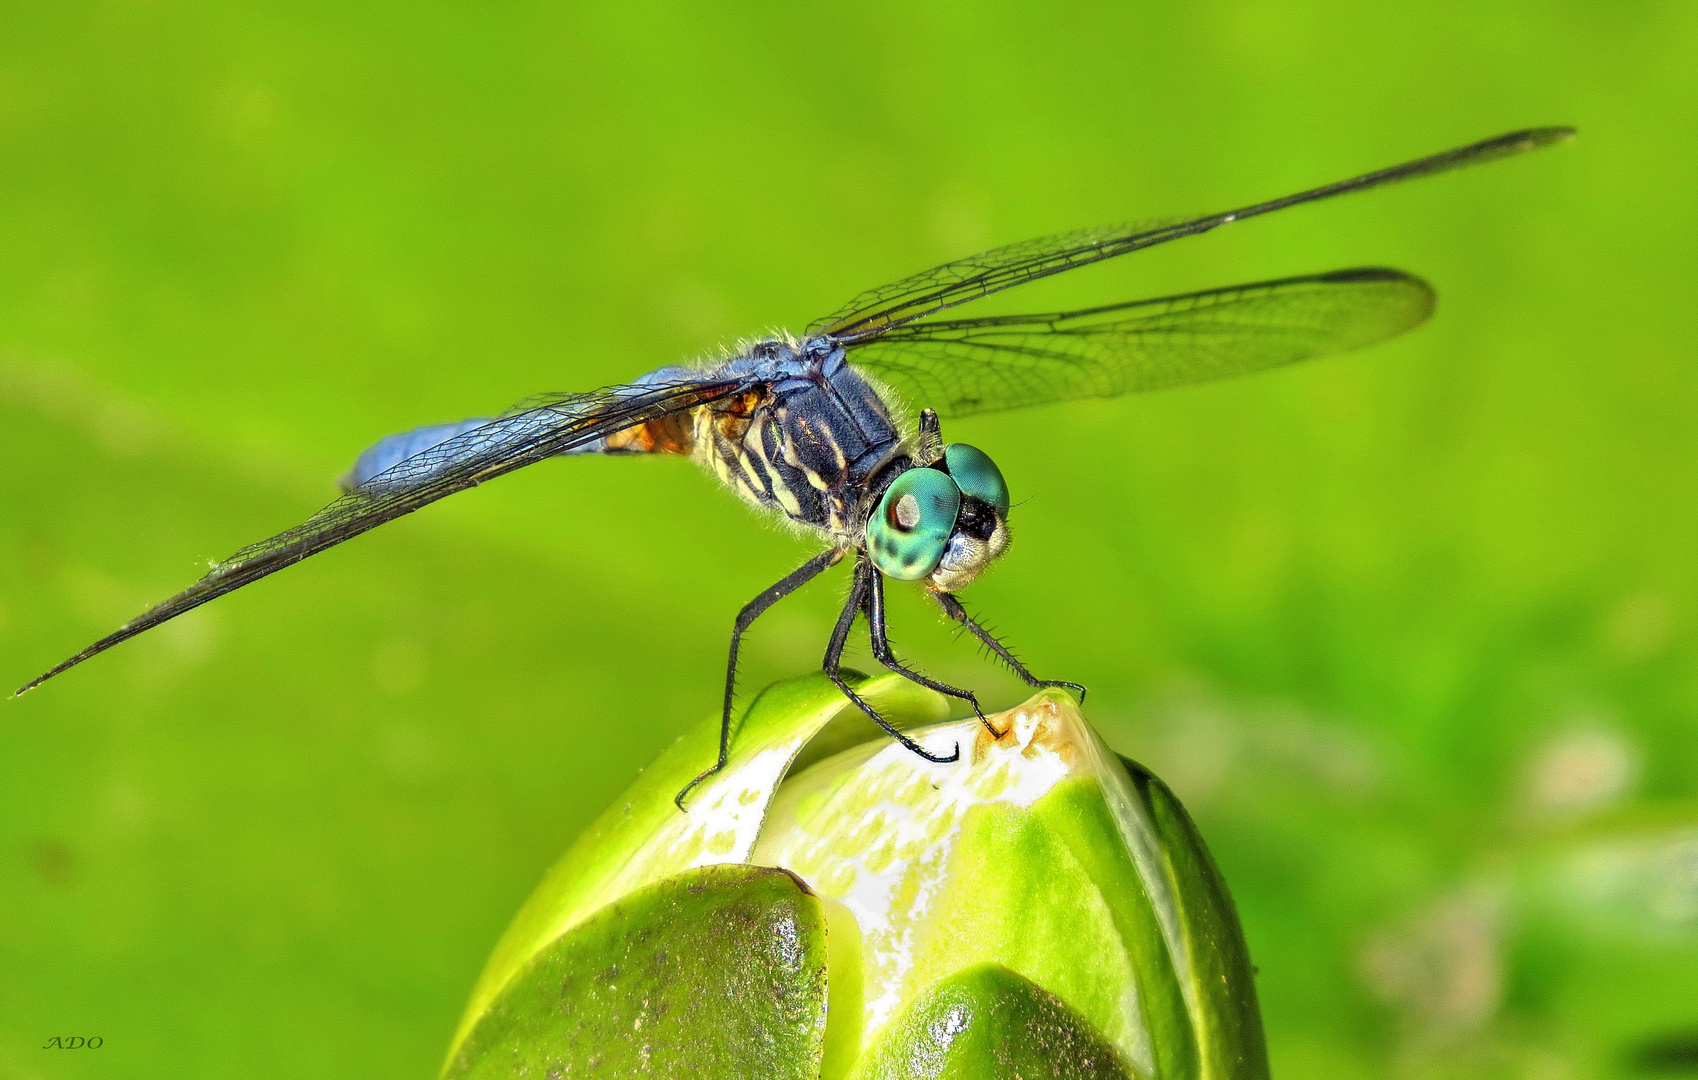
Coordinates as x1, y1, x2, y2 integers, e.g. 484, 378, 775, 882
914, 407, 944, 465
864, 567, 1005, 738
824, 560, 960, 765
675, 547, 846, 811
934, 591, 1087, 701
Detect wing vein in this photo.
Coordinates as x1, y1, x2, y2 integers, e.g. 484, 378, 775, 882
844, 268, 1436, 418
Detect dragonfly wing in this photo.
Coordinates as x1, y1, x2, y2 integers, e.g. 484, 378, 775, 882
341, 418, 494, 492
844, 268, 1434, 418
18, 376, 747, 694
810, 127, 1569, 343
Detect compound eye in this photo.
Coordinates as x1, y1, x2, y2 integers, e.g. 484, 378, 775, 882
943, 444, 1009, 515
865, 468, 962, 580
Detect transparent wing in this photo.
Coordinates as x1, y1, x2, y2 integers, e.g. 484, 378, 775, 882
18, 376, 747, 694
845, 268, 1434, 418
810, 127, 1571, 343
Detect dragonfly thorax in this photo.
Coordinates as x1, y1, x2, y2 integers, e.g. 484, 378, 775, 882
695, 343, 907, 540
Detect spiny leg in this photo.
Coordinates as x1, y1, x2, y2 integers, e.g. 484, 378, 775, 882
825, 560, 959, 765
934, 591, 1087, 701
676, 547, 845, 810
864, 566, 1005, 738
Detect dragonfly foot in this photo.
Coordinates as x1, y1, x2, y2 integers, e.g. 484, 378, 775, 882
674, 766, 719, 812
901, 740, 961, 765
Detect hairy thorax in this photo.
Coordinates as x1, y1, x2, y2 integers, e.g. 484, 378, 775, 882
692, 344, 909, 542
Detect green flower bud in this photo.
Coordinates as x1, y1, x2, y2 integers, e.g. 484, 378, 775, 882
444, 673, 1268, 1080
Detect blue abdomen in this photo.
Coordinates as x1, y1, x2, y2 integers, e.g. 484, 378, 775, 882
341, 418, 492, 492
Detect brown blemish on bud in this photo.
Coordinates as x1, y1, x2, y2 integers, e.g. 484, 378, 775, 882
968, 696, 1080, 768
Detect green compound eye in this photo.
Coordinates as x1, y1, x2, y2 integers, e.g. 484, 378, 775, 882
944, 444, 1009, 515
866, 468, 962, 580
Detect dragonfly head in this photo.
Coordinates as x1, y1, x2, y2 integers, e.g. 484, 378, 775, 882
866, 444, 1010, 593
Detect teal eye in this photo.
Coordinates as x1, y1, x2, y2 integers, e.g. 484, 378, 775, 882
866, 468, 962, 580
944, 444, 1009, 514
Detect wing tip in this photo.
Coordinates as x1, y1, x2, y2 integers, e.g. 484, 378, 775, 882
13, 625, 152, 699
1516, 125, 1578, 147
1366, 267, 1437, 331
1293, 266, 1436, 342
14, 651, 94, 698
15, 667, 61, 699
1313, 266, 1426, 285
1471, 126, 1575, 164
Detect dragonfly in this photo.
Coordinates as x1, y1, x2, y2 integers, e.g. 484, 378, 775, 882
18, 127, 1571, 807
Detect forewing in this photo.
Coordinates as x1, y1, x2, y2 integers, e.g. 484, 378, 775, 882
845, 269, 1434, 418
810, 127, 1569, 342
811, 216, 1177, 342
18, 376, 745, 693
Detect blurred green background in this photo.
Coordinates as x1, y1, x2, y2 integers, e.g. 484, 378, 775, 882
2, 2, 1694, 1077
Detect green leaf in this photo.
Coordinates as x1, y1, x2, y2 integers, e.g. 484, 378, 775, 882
447, 671, 946, 1061
846, 963, 1142, 1080
446, 863, 834, 1080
